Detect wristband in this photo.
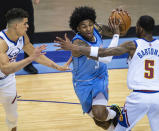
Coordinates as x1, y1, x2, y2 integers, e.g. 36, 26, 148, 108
98, 56, 113, 64
90, 47, 99, 57
109, 34, 119, 47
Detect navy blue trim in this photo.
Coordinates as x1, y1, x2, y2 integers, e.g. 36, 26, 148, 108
2, 30, 17, 46
141, 38, 156, 43
133, 90, 159, 93
22, 36, 25, 46
133, 40, 138, 48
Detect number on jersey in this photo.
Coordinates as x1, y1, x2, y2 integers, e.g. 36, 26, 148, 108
144, 60, 154, 79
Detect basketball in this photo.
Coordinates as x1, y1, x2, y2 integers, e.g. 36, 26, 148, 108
109, 9, 131, 35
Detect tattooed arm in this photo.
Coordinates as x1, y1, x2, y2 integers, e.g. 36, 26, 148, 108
71, 39, 89, 57
55, 36, 136, 58
75, 41, 136, 58
98, 41, 136, 57
71, 39, 98, 60
94, 23, 113, 37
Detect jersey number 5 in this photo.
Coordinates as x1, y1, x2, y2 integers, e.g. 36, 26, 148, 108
144, 60, 154, 79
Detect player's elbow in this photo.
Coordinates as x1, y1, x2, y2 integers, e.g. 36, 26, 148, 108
0, 66, 13, 75
1, 69, 11, 75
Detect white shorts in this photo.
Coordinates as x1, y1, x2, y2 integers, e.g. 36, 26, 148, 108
0, 82, 17, 129
115, 91, 159, 131
0, 81, 16, 100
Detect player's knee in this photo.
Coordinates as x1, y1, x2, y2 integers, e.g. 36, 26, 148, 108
6, 116, 17, 130
6, 113, 18, 129
7, 112, 18, 123
92, 105, 108, 121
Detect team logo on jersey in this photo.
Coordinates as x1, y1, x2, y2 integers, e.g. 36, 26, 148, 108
8, 47, 21, 62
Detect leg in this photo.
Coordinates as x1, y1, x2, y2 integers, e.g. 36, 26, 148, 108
93, 117, 111, 130
90, 93, 120, 130
92, 105, 109, 121
3, 95, 18, 131
147, 93, 159, 131
11, 127, 17, 131
115, 92, 149, 131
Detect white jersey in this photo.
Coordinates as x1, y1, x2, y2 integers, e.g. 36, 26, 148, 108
127, 38, 159, 90
0, 30, 24, 88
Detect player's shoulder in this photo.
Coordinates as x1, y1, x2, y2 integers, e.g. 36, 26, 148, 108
73, 39, 89, 47
0, 39, 8, 53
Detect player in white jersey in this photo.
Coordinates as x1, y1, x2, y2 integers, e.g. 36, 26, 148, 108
54, 15, 159, 131
0, 8, 70, 131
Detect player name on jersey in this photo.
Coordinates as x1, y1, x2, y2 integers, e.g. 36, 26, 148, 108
137, 48, 159, 58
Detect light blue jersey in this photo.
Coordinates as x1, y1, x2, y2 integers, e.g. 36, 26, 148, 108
72, 28, 109, 113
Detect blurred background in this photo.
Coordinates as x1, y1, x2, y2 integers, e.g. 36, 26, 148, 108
14, 0, 159, 75
33, 0, 159, 32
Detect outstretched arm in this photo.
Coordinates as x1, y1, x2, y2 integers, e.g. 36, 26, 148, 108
0, 39, 46, 75
76, 41, 135, 57
23, 34, 70, 71
55, 18, 121, 64
63, 56, 72, 69
54, 34, 136, 58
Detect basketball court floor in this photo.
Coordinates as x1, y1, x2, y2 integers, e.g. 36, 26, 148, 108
0, 0, 159, 130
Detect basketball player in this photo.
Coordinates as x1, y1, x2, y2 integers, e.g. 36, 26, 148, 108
0, 8, 70, 131
55, 6, 122, 130
55, 15, 159, 131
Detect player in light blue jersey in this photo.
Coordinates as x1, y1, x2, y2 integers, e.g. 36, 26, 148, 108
55, 6, 122, 130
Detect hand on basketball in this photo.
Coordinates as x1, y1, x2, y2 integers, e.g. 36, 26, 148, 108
108, 17, 120, 35
54, 33, 73, 51
109, 8, 131, 36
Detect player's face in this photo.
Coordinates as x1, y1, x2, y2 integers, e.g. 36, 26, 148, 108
77, 19, 94, 41
16, 18, 29, 36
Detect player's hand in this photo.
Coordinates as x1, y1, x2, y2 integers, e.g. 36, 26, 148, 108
108, 17, 120, 35
115, 8, 130, 19
56, 65, 71, 71
30, 45, 47, 60
54, 33, 73, 51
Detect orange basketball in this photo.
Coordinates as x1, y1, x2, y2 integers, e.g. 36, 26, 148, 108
109, 9, 131, 35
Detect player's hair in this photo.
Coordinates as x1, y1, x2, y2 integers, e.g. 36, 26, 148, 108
138, 15, 155, 33
69, 6, 96, 33
5, 8, 29, 24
